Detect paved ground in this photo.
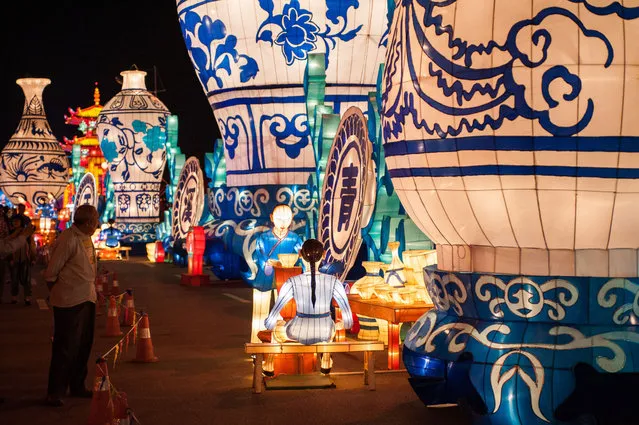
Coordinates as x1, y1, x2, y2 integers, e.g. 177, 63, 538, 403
0, 257, 471, 425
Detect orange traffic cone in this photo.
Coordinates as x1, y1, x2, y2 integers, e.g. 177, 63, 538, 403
105, 296, 122, 337
111, 274, 120, 296
87, 358, 114, 425
120, 289, 135, 326
94, 277, 105, 316
133, 313, 158, 363
113, 391, 130, 425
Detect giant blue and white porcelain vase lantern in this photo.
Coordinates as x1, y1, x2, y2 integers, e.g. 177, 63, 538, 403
96, 70, 170, 243
0, 78, 69, 208
383, 1, 639, 424
177, 0, 389, 286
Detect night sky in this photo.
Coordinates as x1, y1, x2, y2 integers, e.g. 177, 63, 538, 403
1, 0, 218, 164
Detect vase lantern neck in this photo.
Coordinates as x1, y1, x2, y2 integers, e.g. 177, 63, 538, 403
16, 78, 50, 116
120, 70, 147, 90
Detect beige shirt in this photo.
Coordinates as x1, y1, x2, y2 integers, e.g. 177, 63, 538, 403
0, 235, 26, 257
45, 225, 97, 308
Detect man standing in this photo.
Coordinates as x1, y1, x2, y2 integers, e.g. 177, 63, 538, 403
45, 205, 100, 407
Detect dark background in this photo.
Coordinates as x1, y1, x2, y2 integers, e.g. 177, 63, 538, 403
1, 0, 219, 163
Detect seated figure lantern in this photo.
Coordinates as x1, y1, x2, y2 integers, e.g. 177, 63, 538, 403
265, 239, 353, 375
250, 204, 303, 342
383, 1, 639, 424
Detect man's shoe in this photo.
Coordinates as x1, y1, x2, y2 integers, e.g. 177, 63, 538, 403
45, 396, 64, 407
24, 300, 31, 306
69, 389, 92, 398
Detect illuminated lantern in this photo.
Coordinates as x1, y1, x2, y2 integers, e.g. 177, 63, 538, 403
146, 242, 156, 262
182, 226, 209, 286
385, 2, 639, 424
0, 78, 69, 208
63, 83, 107, 196
177, 0, 388, 186
172, 157, 204, 242
96, 70, 169, 243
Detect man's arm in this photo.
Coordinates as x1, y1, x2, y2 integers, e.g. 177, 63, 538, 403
44, 231, 74, 285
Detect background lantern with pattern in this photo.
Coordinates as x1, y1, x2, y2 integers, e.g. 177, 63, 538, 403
1, 78, 69, 209
177, 0, 391, 287
177, 0, 389, 188
96, 70, 170, 243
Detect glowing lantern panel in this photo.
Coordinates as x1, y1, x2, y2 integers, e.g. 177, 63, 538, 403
1, 78, 69, 208
96, 70, 170, 241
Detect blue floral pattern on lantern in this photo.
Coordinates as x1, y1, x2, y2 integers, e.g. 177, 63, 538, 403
273, 2, 320, 65
179, 12, 259, 89
132, 120, 166, 152
96, 115, 167, 183
100, 138, 118, 162
257, 0, 362, 65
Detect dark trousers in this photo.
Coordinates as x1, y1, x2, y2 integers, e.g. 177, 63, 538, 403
10, 261, 31, 298
47, 301, 96, 397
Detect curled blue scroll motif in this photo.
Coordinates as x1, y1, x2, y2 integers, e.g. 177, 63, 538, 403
382, 0, 630, 141
567, 0, 639, 19
179, 12, 259, 89
256, 0, 363, 66
217, 115, 248, 160
260, 113, 310, 159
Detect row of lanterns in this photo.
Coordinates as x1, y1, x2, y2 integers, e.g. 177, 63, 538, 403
2, 70, 168, 241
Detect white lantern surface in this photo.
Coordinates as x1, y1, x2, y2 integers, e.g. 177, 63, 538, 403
176, 0, 389, 187
382, 0, 639, 278
96, 70, 170, 240
0, 78, 69, 207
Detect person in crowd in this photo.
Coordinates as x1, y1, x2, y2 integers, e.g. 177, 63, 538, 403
250, 204, 303, 342
8, 214, 36, 305
264, 238, 353, 375
44, 205, 100, 407
0, 206, 11, 302
0, 219, 34, 405
13, 203, 27, 224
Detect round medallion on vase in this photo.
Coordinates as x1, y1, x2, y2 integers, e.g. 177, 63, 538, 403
1, 78, 69, 208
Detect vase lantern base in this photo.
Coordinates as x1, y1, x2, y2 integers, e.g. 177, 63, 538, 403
402, 266, 639, 425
